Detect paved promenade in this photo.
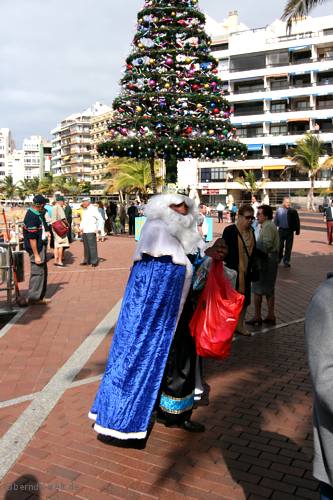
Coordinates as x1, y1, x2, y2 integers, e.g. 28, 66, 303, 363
0, 212, 332, 499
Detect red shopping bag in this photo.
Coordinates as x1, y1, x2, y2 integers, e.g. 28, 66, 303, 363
190, 260, 244, 359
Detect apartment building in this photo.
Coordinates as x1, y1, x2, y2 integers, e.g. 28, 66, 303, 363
6, 150, 25, 185
90, 109, 114, 195
22, 135, 51, 179
51, 102, 112, 181
179, 12, 333, 204
0, 128, 15, 179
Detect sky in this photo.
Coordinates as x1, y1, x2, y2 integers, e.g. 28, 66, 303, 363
1, 0, 332, 147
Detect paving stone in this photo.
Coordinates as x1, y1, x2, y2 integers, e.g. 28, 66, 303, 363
1, 215, 332, 498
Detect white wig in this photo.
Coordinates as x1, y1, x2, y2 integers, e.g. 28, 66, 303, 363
144, 193, 197, 220
143, 193, 201, 254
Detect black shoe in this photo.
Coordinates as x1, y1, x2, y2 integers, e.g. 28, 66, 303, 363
91, 263, 99, 267
263, 318, 276, 325
80, 262, 88, 266
283, 262, 291, 268
245, 318, 262, 326
180, 420, 206, 433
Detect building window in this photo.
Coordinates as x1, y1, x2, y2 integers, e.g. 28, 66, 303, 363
270, 78, 289, 90
234, 79, 264, 94
230, 52, 266, 72
200, 167, 227, 182
236, 125, 263, 138
211, 42, 228, 51
234, 102, 264, 116
270, 145, 287, 157
271, 100, 287, 113
266, 50, 289, 67
270, 123, 288, 135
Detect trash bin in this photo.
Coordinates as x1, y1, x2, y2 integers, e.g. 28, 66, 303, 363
12, 251, 25, 282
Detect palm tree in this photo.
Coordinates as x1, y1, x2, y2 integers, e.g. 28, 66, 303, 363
235, 170, 269, 197
18, 177, 40, 196
288, 132, 333, 210
38, 174, 54, 196
282, 0, 328, 30
0, 176, 17, 200
105, 158, 162, 200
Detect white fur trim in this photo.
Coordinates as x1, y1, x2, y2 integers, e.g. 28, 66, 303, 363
88, 413, 147, 440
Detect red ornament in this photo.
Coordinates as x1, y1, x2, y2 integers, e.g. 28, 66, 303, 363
213, 68, 219, 74
192, 84, 200, 91
213, 108, 220, 114
185, 126, 193, 134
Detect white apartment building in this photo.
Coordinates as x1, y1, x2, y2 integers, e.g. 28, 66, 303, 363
7, 150, 25, 185
22, 135, 51, 179
0, 128, 15, 179
179, 12, 333, 204
51, 102, 112, 181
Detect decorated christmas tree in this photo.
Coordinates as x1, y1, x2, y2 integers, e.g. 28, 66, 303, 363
98, 0, 247, 191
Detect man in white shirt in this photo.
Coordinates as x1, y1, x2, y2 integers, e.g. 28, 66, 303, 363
79, 197, 99, 267
197, 204, 209, 241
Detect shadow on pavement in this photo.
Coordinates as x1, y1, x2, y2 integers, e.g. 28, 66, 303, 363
4, 474, 40, 499
150, 321, 318, 498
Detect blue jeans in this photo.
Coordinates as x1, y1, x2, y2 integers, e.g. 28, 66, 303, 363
320, 482, 333, 500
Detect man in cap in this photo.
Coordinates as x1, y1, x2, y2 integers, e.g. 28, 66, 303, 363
79, 197, 99, 267
23, 194, 50, 305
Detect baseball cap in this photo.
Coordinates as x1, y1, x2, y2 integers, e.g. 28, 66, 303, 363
33, 194, 48, 206
81, 197, 91, 202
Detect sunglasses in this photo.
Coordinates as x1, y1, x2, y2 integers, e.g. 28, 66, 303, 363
243, 215, 255, 220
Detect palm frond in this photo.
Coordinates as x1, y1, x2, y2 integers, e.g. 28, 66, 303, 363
282, 0, 328, 31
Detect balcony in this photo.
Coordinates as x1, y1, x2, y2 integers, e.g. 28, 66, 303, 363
234, 109, 264, 116
234, 85, 265, 94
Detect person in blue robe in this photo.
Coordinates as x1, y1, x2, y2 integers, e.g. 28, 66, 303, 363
89, 194, 205, 446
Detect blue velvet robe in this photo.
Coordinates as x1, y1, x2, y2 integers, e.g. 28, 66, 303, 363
89, 254, 186, 439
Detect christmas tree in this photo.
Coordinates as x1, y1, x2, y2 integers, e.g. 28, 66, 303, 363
98, 0, 247, 191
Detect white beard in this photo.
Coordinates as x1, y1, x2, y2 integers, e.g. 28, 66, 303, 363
161, 208, 202, 255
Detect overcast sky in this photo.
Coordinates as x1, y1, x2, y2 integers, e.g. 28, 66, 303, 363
1, 0, 332, 147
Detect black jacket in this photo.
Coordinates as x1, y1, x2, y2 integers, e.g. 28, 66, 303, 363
287, 208, 301, 235
222, 224, 256, 307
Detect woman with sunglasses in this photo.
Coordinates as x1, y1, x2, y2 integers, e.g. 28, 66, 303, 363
222, 204, 256, 336
246, 204, 279, 326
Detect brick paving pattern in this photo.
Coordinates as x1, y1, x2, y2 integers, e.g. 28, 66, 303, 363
0, 213, 332, 499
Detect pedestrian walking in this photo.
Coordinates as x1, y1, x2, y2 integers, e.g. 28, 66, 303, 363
23, 194, 50, 305
222, 204, 256, 336
324, 200, 333, 245
96, 202, 106, 242
274, 197, 300, 267
119, 203, 127, 233
305, 272, 333, 500
64, 201, 73, 244
246, 205, 279, 326
231, 203, 238, 223
216, 202, 225, 223
51, 195, 69, 268
80, 197, 99, 267
105, 201, 117, 235
127, 202, 138, 236
89, 194, 205, 448
197, 204, 208, 241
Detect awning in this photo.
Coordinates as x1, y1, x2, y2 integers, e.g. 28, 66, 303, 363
287, 118, 310, 122
267, 73, 288, 78
247, 144, 263, 151
288, 45, 310, 52
263, 165, 286, 171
